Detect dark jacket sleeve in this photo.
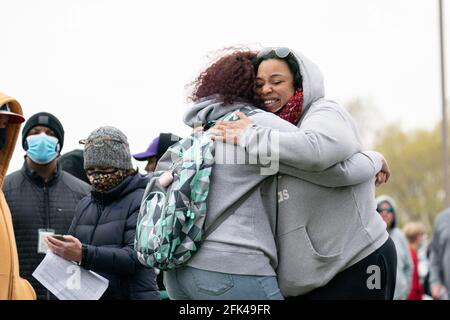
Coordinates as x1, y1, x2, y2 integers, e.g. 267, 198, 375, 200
80, 196, 141, 276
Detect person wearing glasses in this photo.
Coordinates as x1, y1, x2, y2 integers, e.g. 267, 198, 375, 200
212, 47, 397, 299
162, 49, 391, 300
376, 195, 413, 300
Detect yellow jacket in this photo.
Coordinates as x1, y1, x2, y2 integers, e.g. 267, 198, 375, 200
0, 92, 36, 300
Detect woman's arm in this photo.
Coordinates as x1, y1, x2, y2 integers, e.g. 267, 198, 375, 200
278, 151, 386, 187
213, 103, 362, 172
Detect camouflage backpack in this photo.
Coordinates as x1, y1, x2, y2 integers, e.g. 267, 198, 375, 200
134, 107, 261, 270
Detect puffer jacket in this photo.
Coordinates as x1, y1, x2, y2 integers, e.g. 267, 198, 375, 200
3, 161, 90, 300
68, 173, 160, 300
0, 91, 35, 300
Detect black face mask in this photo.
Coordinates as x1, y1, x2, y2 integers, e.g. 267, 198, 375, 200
0, 128, 6, 150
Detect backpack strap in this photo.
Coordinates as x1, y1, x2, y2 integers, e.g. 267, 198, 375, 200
204, 106, 263, 130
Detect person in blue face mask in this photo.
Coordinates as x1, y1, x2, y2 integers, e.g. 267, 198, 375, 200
2, 112, 90, 300
25, 132, 59, 164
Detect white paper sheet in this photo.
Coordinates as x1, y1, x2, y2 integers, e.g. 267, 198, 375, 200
32, 251, 109, 300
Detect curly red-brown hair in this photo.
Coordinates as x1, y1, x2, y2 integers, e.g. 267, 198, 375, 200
189, 49, 257, 105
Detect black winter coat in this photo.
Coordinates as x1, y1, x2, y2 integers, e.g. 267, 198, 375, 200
68, 173, 160, 300
3, 161, 90, 300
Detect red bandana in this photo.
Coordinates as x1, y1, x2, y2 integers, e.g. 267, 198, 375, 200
275, 89, 303, 125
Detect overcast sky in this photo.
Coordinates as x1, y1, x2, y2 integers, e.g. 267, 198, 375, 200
1, 0, 449, 173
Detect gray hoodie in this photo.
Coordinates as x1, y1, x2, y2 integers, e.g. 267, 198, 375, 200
160, 95, 383, 280
429, 208, 450, 298
236, 51, 389, 296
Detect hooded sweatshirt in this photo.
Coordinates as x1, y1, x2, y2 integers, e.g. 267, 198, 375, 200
0, 92, 35, 300
376, 195, 413, 300
429, 207, 450, 297
160, 95, 383, 279
235, 51, 389, 296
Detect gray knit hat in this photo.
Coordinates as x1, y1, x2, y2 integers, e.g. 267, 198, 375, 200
83, 126, 133, 170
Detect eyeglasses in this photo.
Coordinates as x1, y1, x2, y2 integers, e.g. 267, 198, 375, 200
257, 47, 292, 59
376, 207, 394, 214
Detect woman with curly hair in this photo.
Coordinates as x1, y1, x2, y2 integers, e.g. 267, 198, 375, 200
211, 47, 396, 300
160, 49, 388, 300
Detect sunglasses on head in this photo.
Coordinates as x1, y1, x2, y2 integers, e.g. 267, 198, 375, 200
376, 207, 394, 213
257, 47, 292, 59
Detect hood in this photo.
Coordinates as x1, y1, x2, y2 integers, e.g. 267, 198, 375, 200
376, 194, 398, 229
291, 50, 325, 116
58, 149, 90, 184
183, 96, 255, 128
0, 92, 23, 185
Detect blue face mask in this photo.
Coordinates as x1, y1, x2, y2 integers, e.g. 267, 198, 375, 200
26, 133, 59, 165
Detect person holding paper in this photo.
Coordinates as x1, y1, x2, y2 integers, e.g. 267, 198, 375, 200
46, 126, 160, 300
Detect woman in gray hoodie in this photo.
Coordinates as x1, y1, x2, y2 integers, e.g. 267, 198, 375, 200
213, 47, 397, 299
160, 49, 389, 300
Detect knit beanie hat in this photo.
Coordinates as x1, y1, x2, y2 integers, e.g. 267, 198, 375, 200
83, 126, 133, 170
22, 112, 65, 150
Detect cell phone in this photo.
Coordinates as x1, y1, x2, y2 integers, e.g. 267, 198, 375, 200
51, 234, 67, 241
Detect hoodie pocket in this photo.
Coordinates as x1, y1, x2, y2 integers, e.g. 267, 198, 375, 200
277, 225, 343, 296
297, 225, 342, 260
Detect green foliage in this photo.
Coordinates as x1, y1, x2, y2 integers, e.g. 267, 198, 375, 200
373, 124, 446, 233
